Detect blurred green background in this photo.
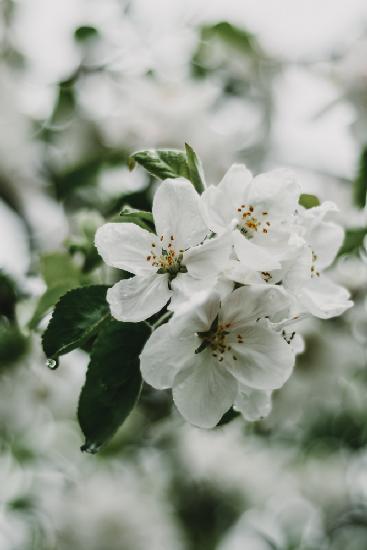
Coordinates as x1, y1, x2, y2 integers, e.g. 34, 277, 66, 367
1, 0, 367, 548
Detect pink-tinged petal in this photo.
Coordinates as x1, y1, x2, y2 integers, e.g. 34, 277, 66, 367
107, 274, 171, 322
172, 352, 237, 428
95, 222, 158, 275
152, 178, 208, 250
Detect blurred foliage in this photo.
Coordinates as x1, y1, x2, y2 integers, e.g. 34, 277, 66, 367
353, 147, 367, 208
29, 252, 84, 329
339, 227, 367, 256
0, 272, 28, 368
192, 21, 259, 79
0, 3, 367, 549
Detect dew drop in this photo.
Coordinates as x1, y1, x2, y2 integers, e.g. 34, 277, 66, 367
80, 441, 100, 454
46, 358, 59, 370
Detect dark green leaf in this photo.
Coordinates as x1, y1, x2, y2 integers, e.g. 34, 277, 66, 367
338, 227, 367, 256
353, 148, 367, 208
130, 149, 190, 181
216, 408, 240, 428
42, 285, 110, 361
78, 319, 151, 451
119, 206, 155, 232
185, 143, 205, 193
299, 194, 320, 209
130, 146, 206, 193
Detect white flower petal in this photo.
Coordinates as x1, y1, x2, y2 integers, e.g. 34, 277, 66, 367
220, 285, 291, 328
233, 230, 281, 271
226, 323, 295, 390
201, 164, 252, 234
95, 222, 157, 275
140, 322, 196, 389
170, 291, 221, 336
224, 260, 264, 285
107, 274, 171, 322
169, 274, 233, 315
172, 352, 237, 428
152, 178, 208, 249
309, 221, 344, 270
234, 386, 272, 421
249, 168, 301, 218
184, 232, 232, 279
296, 276, 353, 319
301, 201, 339, 227
280, 245, 313, 291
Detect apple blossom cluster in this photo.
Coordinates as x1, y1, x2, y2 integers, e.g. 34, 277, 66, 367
95, 164, 353, 429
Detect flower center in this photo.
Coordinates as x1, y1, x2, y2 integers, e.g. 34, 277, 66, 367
261, 271, 273, 283
146, 235, 187, 279
195, 317, 240, 362
236, 204, 271, 238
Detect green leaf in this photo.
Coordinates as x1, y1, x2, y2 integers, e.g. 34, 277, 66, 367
338, 227, 367, 256
185, 143, 205, 193
119, 206, 155, 232
130, 145, 206, 193
42, 285, 110, 362
353, 148, 367, 208
216, 408, 240, 428
130, 149, 190, 181
299, 194, 320, 209
78, 319, 151, 452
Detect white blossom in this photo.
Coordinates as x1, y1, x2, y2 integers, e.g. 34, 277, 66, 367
202, 163, 301, 272
95, 178, 231, 321
140, 285, 295, 428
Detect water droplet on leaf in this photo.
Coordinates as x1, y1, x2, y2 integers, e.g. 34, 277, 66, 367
80, 441, 100, 454
46, 358, 59, 370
